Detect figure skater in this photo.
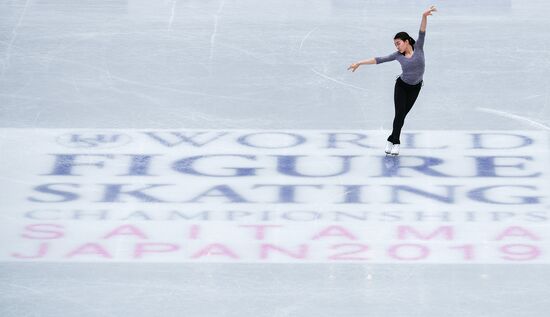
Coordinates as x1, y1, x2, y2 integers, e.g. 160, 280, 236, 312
348, 5, 437, 155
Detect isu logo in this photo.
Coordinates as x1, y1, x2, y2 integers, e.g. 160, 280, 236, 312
56, 133, 132, 148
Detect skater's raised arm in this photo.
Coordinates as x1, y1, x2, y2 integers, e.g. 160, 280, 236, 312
416, 6, 436, 50
347, 58, 376, 72
420, 5, 437, 32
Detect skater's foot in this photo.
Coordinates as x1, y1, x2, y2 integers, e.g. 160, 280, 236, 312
385, 141, 393, 154
390, 144, 400, 156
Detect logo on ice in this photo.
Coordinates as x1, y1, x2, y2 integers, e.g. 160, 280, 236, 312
56, 133, 132, 148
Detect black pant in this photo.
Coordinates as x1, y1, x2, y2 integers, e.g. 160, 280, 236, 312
387, 77, 422, 144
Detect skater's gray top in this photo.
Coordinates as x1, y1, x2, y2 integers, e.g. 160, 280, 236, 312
375, 30, 426, 85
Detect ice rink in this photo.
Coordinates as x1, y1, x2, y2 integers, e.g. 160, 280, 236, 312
2, 0, 550, 316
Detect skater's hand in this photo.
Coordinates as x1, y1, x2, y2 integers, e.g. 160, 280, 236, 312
423, 5, 437, 17
348, 63, 360, 72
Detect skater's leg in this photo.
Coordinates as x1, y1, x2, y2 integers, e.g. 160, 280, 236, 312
404, 82, 422, 115
388, 79, 408, 144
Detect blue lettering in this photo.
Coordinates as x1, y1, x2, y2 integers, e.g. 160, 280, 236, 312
172, 155, 259, 177
389, 185, 458, 204
187, 185, 250, 203
253, 184, 323, 203
337, 185, 369, 204
121, 155, 159, 176
45, 154, 114, 176
471, 133, 533, 149
28, 183, 80, 202
143, 131, 228, 147
468, 185, 540, 205
25, 210, 61, 220
324, 133, 373, 149
471, 156, 541, 177
276, 155, 356, 177
100, 184, 170, 203
378, 156, 452, 177
237, 132, 306, 149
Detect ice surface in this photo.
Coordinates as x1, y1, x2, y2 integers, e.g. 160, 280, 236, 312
1, 0, 550, 316
2, 0, 550, 130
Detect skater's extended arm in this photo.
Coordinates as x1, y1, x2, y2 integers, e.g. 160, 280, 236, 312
420, 5, 437, 32
347, 58, 376, 72
348, 52, 400, 72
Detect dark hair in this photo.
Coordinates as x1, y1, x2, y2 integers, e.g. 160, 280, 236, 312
394, 31, 415, 52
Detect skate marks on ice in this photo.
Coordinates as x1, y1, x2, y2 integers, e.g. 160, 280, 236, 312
0, 129, 549, 263
477, 107, 550, 131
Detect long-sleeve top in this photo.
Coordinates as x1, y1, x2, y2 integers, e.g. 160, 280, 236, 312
374, 30, 426, 85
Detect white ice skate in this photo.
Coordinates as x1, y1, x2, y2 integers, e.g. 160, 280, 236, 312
385, 141, 393, 154
390, 144, 400, 156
